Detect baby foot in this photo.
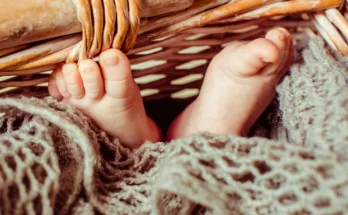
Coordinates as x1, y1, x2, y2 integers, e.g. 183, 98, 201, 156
167, 28, 294, 139
48, 49, 161, 148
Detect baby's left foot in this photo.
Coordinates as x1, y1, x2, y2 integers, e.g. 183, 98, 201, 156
48, 49, 161, 148
168, 28, 294, 139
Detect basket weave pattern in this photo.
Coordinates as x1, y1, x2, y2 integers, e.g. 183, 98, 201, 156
0, 0, 345, 101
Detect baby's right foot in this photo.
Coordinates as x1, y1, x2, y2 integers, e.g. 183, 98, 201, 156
168, 28, 294, 139
48, 49, 161, 148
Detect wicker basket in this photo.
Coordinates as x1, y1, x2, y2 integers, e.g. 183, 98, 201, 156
0, 0, 346, 115
1, 2, 348, 214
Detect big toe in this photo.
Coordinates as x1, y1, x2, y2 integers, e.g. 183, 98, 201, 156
215, 27, 293, 80
99, 49, 137, 99
214, 37, 280, 79
262, 27, 293, 77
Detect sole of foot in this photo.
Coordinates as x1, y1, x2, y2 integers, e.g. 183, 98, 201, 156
167, 27, 294, 140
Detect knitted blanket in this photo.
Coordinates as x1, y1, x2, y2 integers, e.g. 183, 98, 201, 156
1, 38, 348, 215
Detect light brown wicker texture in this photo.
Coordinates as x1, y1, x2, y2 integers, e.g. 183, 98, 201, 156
0, 0, 345, 101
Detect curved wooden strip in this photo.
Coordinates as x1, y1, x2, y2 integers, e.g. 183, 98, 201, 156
185, 19, 264, 34
139, 0, 276, 41
0, 35, 81, 71
89, 0, 104, 58
102, 0, 117, 51
313, 18, 338, 51
112, 0, 129, 49
76, 0, 94, 59
231, 0, 344, 22
14, 46, 75, 70
140, 0, 343, 41
141, 0, 194, 18
326, 9, 348, 42
314, 13, 348, 55
0, 76, 49, 88
123, 0, 142, 52
67, 42, 82, 63
80, 26, 88, 60
0, 45, 31, 58
0, 65, 56, 77
139, 0, 229, 35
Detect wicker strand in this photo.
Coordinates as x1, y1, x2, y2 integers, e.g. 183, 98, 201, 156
112, 0, 129, 50
314, 13, 348, 55
123, 0, 142, 52
231, 0, 343, 22
0, 35, 81, 70
102, 0, 117, 52
89, 0, 104, 58
72, 0, 141, 60
75, 0, 94, 60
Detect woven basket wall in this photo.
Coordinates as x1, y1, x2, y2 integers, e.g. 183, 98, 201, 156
0, 0, 345, 123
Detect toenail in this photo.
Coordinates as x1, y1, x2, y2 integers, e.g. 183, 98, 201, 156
83, 67, 94, 73
104, 55, 119, 66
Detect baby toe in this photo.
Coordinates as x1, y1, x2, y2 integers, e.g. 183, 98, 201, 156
78, 59, 104, 100
48, 70, 63, 101
215, 38, 279, 78
62, 63, 85, 100
53, 66, 71, 98
265, 28, 290, 60
99, 49, 136, 99
262, 27, 293, 77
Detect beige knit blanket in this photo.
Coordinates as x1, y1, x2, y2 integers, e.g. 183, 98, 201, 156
1, 38, 348, 215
